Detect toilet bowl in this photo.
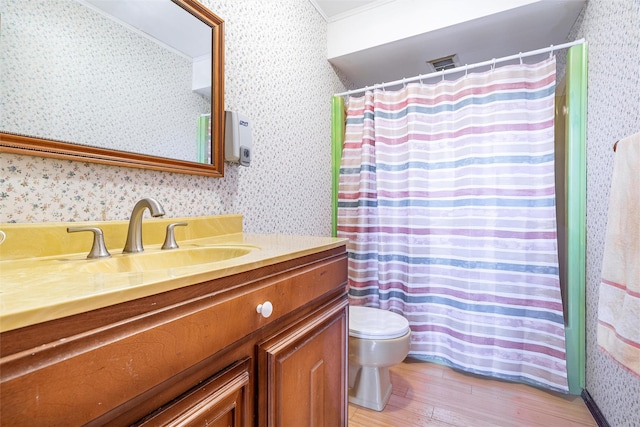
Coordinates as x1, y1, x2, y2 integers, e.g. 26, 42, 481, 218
348, 305, 411, 411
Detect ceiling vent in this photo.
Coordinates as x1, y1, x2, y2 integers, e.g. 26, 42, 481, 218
426, 54, 459, 72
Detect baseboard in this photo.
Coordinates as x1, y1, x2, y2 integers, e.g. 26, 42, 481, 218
581, 389, 610, 427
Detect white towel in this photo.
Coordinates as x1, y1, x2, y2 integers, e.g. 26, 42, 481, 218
597, 132, 640, 377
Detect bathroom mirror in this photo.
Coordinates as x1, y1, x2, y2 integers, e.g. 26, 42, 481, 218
0, 0, 225, 177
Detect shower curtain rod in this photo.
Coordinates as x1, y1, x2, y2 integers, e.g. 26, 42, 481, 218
334, 38, 585, 97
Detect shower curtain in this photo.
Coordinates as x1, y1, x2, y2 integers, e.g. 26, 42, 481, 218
337, 58, 569, 392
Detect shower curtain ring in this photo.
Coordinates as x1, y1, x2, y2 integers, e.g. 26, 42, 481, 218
402, 78, 406, 88
465, 65, 468, 78
549, 45, 554, 59
441, 69, 445, 81
491, 58, 496, 71
519, 52, 523, 65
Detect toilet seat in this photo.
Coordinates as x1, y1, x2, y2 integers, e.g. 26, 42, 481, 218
349, 306, 410, 339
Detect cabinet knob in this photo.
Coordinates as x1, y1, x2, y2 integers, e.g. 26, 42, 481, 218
256, 301, 273, 318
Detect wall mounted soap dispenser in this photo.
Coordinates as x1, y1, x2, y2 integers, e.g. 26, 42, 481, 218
224, 111, 252, 166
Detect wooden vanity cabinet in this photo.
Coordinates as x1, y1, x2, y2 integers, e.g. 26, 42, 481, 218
134, 358, 252, 426
258, 299, 347, 427
0, 245, 348, 426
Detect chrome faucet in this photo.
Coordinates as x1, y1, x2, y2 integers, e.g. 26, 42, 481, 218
123, 198, 165, 253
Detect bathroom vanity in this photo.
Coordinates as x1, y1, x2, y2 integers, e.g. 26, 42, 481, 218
0, 215, 348, 426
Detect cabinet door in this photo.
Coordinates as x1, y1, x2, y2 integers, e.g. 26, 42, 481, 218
258, 299, 348, 427
135, 359, 250, 427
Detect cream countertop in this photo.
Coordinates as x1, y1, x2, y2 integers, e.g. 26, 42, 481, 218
0, 215, 346, 333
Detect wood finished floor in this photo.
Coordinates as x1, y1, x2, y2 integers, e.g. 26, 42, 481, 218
348, 358, 597, 427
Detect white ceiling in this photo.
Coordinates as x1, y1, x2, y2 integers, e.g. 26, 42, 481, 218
311, 0, 586, 89
310, 0, 390, 21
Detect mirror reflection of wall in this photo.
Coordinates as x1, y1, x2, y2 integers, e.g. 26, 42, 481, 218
0, 0, 211, 163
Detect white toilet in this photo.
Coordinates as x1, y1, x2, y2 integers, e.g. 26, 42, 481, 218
348, 305, 411, 411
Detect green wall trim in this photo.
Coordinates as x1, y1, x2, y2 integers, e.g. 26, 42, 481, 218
331, 96, 345, 238
564, 42, 588, 395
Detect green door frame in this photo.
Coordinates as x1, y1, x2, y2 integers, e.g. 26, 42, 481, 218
564, 43, 588, 395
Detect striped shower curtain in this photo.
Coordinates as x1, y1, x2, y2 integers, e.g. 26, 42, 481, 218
337, 58, 569, 392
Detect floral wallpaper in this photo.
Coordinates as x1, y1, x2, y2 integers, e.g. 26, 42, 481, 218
0, 0, 348, 237
568, 0, 640, 426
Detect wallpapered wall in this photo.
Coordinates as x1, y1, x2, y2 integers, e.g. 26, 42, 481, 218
1, 0, 210, 162
568, 1, 640, 426
0, 0, 348, 235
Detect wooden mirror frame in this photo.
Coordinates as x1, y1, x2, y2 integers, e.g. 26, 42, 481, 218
0, 0, 225, 178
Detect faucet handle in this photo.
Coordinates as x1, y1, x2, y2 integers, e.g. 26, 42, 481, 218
162, 222, 188, 250
67, 227, 111, 259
